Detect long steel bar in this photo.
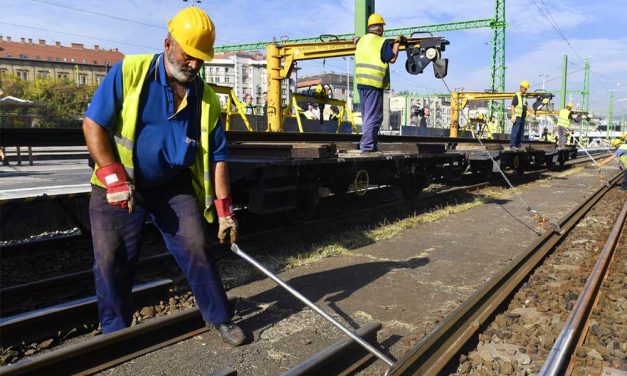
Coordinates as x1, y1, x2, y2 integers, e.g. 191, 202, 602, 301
387, 171, 623, 375
230, 244, 395, 367
540, 201, 627, 376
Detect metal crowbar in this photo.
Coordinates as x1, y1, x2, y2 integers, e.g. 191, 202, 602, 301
230, 243, 395, 368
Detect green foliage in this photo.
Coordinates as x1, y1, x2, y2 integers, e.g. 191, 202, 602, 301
1, 75, 96, 128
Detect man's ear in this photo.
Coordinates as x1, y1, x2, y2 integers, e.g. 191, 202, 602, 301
164, 37, 173, 53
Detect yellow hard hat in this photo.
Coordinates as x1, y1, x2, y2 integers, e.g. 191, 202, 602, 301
519, 80, 530, 89
367, 13, 386, 27
566, 102, 573, 108
611, 138, 623, 148
168, 7, 216, 61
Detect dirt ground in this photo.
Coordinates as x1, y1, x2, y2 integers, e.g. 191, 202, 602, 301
99, 167, 626, 376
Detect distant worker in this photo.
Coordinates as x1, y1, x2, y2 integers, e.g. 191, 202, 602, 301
509, 80, 533, 150
243, 93, 254, 115
547, 129, 557, 144
419, 107, 430, 128
598, 138, 627, 190
486, 115, 498, 139
313, 83, 327, 124
355, 13, 403, 152
541, 127, 548, 141
258, 91, 268, 116
82, 7, 245, 346
557, 102, 573, 149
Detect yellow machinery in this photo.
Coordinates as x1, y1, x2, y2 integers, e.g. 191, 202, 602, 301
266, 36, 449, 132
283, 93, 357, 133
450, 90, 554, 137
209, 83, 253, 131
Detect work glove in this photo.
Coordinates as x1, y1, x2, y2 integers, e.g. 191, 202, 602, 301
95, 162, 135, 213
215, 197, 238, 244
394, 34, 406, 44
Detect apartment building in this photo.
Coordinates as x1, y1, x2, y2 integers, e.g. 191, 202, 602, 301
0, 36, 124, 86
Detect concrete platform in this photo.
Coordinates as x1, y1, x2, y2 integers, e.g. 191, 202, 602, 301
98, 166, 626, 376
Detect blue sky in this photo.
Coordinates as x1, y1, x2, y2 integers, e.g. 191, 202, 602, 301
2, 0, 627, 116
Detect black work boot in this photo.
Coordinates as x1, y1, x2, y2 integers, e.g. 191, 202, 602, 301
212, 322, 245, 347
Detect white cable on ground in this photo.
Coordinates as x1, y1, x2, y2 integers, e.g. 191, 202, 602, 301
440, 78, 561, 234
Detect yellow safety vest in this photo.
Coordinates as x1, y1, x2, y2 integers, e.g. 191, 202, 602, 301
619, 144, 627, 168
557, 108, 571, 129
355, 33, 390, 89
90, 54, 221, 223
513, 91, 527, 118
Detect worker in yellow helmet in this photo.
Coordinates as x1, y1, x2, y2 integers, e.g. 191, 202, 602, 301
556, 102, 574, 150
509, 80, 533, 150
354, 13, 404, 152
82, 7, 245, 345
598, 138, 627, 190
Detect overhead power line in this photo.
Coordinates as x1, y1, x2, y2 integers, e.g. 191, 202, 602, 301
0, 21, 158, 50
29, 0, 237, 44
530, 0, 612, 92
30, 0, 165, 29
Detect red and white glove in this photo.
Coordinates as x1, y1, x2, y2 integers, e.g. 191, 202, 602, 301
95, 162, 135, 213
214, 197, 238, 244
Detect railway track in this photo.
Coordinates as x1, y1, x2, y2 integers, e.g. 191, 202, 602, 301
1, 156, 593, 316
382, 171, 624, 375
0, 163, 619, 375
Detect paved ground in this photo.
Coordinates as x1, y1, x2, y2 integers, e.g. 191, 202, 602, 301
0, 150, 92, 195
96, 165, 626, 376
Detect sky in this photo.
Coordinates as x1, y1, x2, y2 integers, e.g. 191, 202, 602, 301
2, 0, 627, 117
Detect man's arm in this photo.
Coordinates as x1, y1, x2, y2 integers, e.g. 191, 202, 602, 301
211, 161, 231, 200
83, 117, 117, 167
598, 155, 616, 167
390, 40, 401, 63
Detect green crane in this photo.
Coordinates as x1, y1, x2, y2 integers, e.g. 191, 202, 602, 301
213, 0, 508, 108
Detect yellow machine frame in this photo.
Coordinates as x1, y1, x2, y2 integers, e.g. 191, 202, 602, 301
208, 83, 253, 131
266, 37, 443, 132
283, 93, 357, 133
450, 91, 554, 138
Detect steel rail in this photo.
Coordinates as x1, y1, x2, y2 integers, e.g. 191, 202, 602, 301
0, 179, 491, 319
0, 279, 174, 347
387, 171, 623, 375
0, 308, 208, 376
540, 201, 627, 376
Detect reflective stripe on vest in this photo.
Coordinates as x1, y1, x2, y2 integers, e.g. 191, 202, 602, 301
513, 91, 527, 118
620, 144, 627, 168
355, 34, 389, 89
557, 108, 571, 128
90, 54, 221, 223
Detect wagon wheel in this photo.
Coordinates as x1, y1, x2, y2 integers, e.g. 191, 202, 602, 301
354, 170, 369, 196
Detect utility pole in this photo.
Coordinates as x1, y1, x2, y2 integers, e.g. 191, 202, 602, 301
609, 92, 616, 139
353, 0, 375, 107
560, 55, 568, 109
581, 58, 590, 141
538, 73, 549, 90
488, 0, 507, 131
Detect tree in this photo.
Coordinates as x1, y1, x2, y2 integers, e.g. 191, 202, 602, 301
0, 75, 96, 128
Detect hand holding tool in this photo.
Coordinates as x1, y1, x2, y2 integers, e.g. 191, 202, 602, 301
215, 197, 238, 244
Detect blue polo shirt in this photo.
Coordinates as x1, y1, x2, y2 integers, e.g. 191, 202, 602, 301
86, 53, 227, 188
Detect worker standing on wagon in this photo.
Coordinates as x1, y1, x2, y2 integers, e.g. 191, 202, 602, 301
354, 13, 403, 152
557, 102, 573, 149
82, 7, 245, 346
509, 80, 533, 150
